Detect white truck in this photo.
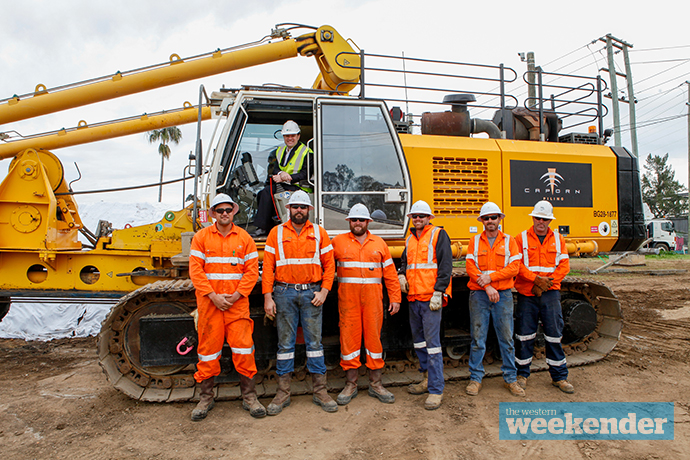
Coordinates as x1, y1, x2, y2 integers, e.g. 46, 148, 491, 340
643, 204, 677, 252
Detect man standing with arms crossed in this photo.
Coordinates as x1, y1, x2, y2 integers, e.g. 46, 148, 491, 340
332, 204, 401, 405
514, 201, 574, 393
465, 202, 524, 397
398, 200, 452, 410
189, 193, 266, 421
263, 190, 338, 414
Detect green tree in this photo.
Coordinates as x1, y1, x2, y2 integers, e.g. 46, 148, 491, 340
147, 127, 182, 202
641, 153, 687, 218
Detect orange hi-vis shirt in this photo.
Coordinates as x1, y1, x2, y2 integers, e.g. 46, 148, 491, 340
262, 220, 335, 293
189, 223, 259, 315
332, 231, 402, 304
465, 230, 521, 291
515, 226, 570, 296
405, 224, 453, 302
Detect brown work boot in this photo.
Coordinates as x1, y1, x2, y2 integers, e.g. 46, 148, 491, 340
552, 380, 575, 394
408, 371, 428, 395
336, 369, 359, 405
516, 375, 528, 389
312, 373, 338, 413
267, 373, 291, 416
465, 380, 482, 396
239, 374, 267, 419
424, 393, 443, 410
505, 381, 526, 397
191, 377, 215, 421
368, 368, 395, 404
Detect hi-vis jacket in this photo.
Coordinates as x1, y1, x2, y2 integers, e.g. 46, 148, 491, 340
262, 220, 335, 293
190, 223, 260, 315
465, 230, 521, 291
275, 143, 313, 192
515, 226, 570, 296
400, 224, 452, 303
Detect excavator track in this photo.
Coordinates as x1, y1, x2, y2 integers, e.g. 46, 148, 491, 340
97, 276, 622, 402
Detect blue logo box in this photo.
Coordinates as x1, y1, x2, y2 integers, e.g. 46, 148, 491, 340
499, 402, 674, 440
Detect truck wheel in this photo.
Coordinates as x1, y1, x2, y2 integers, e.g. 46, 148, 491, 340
653, 242, 670, 252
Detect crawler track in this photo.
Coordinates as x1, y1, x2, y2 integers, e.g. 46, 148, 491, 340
97, 276, 622, 402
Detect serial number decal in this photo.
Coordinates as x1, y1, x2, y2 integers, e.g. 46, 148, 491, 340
593, 210, 617, 218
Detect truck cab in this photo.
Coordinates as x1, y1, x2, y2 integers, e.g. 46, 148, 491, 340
646, 219, 677, 252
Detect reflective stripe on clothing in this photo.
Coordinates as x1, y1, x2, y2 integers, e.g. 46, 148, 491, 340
465, 230, 520, 291
546, 357, 567, 366
516, 332, 537, 341
405, 225, 452, 302
341, 349, 361, 361
515, 227, 571, 296
231, 346, 255, 355
544, 335, 562, 343
206, 273, 243, 280
337, 277, 382, 284
306, 350, 324, 358
198, 350, 222, 362
515, 356, 533, 366
414, 341, 427, 349
277, 352, 295, 360
261, 220, 335, 292
366, 349, 383, 359
427, 347, 442, 355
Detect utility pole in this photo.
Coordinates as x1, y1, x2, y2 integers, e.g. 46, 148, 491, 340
686, 81, 690, 247
600, 34, 636, 155
526, 52, 536, 109
622, 43, 638, 158
604, 36, 622, 147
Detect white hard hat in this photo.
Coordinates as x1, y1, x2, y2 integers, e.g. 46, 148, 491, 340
286, 190, 313, 208
477, 201, 505, 222
281, 120, 301, 135
210, 193, 239, 214
371, 209, 387, 220
346, 203, 372, 220
529, 200, 555, 220
407, 200, 434, 218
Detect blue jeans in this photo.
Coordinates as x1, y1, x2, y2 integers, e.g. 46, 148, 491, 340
515, 291, 568, 381
273, 284, 326, 376
468, 289, 517, 383
408, 300, 444, 395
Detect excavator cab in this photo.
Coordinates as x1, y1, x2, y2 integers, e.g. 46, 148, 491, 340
212, 90, 411, 237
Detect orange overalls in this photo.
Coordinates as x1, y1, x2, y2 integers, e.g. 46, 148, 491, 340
190, 223, 259, 382
332, 232, 402, 370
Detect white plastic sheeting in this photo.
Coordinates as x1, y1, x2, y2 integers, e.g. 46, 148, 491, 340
0, 201, 175, 341
0, 300, 116, 341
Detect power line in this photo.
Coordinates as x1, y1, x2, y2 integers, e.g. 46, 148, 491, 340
632, 58, 690, 65
636, 60, 690, 86
629, 44, 690, 52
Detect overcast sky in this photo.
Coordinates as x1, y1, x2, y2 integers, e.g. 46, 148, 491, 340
2, 0, 689, 209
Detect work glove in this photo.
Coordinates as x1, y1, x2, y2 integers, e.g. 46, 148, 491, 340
430, 291, 443, 311
189, 309, 199, 331
533, 275, 554, 291
531, 284, 544, 297
398, 274, 409, 294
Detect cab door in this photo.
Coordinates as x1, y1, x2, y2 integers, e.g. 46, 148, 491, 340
315, 99, 411, 237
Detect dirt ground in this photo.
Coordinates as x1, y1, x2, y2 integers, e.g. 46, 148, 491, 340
2, 257, 690, 460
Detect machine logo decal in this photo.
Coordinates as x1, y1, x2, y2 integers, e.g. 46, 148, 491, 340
510, 160, 593, 207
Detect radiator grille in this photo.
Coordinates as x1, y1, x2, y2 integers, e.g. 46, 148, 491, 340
432, 157, 489, 216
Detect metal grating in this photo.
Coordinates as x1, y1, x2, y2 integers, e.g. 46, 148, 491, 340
432, 157, 489, 216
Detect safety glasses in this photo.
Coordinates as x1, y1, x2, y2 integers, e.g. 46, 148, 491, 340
481, 215, 500, 221
410, 214, 428, 219
290, 205, 309, 210
215, 208, 234, 215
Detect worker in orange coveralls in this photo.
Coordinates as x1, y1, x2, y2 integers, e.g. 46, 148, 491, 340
331, 204, 401, 406
189, 193, 265, 421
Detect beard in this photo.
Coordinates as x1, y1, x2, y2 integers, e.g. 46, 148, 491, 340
290, 212, 308, 225
350, 225, 367, 236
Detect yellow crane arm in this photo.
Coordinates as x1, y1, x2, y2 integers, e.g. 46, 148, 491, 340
0, 25, 359, 126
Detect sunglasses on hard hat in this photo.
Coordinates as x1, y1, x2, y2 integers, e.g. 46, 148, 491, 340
481, 215, 500, 221
214, 207, 234, 215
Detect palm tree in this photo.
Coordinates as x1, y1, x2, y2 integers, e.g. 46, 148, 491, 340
147, 127, 182, 202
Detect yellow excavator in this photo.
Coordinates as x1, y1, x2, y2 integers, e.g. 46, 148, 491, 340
0, 24, 642, 402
